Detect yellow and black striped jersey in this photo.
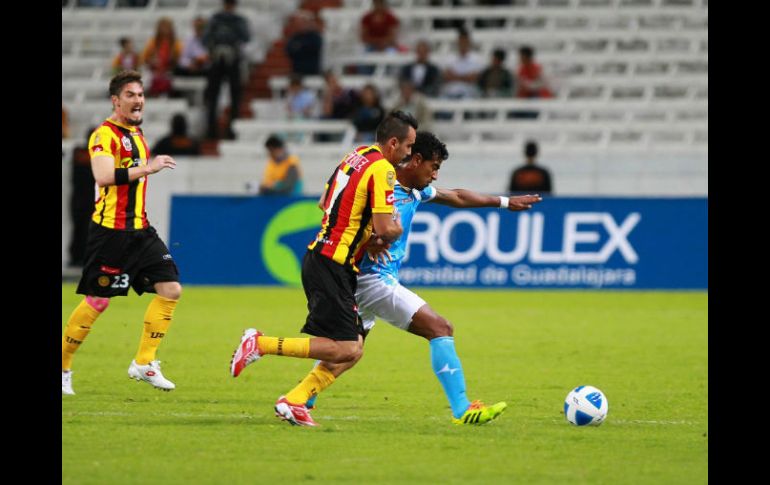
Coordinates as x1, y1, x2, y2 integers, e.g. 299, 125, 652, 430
88, 119, 151, 230
308, 144, 396, 271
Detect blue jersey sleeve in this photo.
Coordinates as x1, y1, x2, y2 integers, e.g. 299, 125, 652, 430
418, 186, 437, 202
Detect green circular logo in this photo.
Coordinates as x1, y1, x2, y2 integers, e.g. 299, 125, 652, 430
260, 201, 321, 285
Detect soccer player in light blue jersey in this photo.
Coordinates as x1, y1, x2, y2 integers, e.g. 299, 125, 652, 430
293, 131, 541, 425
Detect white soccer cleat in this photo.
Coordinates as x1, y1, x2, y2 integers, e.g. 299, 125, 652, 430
128, 360, 176, 391
62, 370, 75, 395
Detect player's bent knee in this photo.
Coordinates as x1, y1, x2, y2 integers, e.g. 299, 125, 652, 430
85, 296, 110, 313
429, 316, 453, 338
333, 341, 364, 363
440, 318, 454, 337
156, 282, 182, 300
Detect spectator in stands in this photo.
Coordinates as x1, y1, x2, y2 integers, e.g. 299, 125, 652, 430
141, 17, 183, 97
390, 79, 431, 130
351, 84, 386, 143
112, 37, 140, 75
399, 40, 441, 97
320, 70, 360, 120
515, 45, 553, 98
176, 16, 210, 77
62, 105, 70, 139
285, 10, 323, 76
441, 28, 485, 99
478, 48, 514, 98
508, 140, 553, 195
68, 127, 97, 267
359, 0, 400, 53
286, 74, 319, 120
258, 135, 303, 196
203, 0, 251, 140
152, 113, 202, 157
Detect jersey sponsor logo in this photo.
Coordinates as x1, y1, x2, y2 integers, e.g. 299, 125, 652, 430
121, 135, 132, 152
385, 190, 394, 204
162, 254, 173, 260
100, 265, 122, 275
93, 146, 103, 153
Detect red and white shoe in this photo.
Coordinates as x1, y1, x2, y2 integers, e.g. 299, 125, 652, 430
274, 396, 318, 426
229, 328, 264, 377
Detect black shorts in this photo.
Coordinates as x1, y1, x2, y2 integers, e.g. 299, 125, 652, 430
300, 250, 364, 341
76, 222, 179, 297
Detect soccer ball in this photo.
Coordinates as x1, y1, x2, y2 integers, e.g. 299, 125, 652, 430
564, 385, 608, 426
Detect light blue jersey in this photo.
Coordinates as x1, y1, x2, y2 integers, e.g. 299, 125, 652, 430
359, 182, 436, 283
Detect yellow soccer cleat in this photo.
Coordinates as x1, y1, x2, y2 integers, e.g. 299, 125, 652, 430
452, 400, 507, 425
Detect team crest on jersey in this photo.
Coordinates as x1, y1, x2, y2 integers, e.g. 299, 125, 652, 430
93, 133, 101, 145
386, 170, 395, 188
121, 135, 132, 152
97, 276, 110, 287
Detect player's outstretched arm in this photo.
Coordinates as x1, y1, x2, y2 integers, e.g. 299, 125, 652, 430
432, 188, 542, 211
91, 154, 176, 187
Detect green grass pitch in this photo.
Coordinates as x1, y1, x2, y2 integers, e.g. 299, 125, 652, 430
62, 284, 707, 484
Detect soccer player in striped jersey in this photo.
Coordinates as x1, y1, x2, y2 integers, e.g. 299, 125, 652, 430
62, 70, 182, 395
299, 131, 542, 425
229, 111, 416, 426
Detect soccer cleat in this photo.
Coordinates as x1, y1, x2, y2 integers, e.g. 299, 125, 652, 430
451, 400, 507, 425
128, 360, 175, 391
229, 328, 264, 377
274, 396, 318, 427
62, 370, 75, 395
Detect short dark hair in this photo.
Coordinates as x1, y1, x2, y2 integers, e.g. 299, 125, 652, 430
265, 134, 285, 149
109, 70, 143, 97
411, 131, 448, 164
524, 140, 538, 158
375, 110, 418, 144
519, 45, 534, 59
493, 48, 506, 62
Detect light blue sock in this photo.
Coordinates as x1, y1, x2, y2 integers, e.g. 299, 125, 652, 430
430, 336, 471, 419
